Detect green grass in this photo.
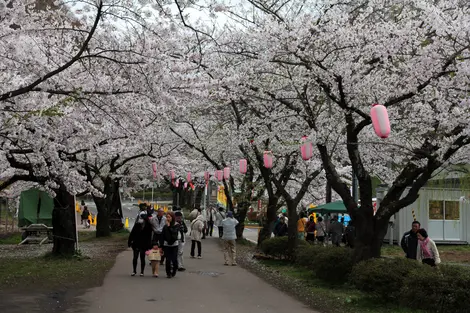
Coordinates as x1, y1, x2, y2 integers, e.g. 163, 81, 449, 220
382, 244, 470, 263
0, 232, 22, 244
260, 260, 422, 313
0, 257, 115, 292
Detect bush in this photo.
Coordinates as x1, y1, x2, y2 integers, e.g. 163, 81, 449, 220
295, 245, 323, 269
312, 247, 354, 284
401, 264, 470, 312
349, 257, 420, 301
260, 237, 308, 259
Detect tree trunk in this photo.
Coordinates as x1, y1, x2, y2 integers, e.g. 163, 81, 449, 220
352, 207, 390, 262
51, 184, 76, 256
93, 194, 110, 237
326, 181, 332, 203
286, 201, 298, 259
257, 196, 279, 246
235, 201, 249, 239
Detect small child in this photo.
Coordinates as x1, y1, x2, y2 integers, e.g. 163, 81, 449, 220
146, 243, 162, 277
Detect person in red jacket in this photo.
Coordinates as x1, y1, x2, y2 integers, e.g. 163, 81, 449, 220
305, 216, 316, 243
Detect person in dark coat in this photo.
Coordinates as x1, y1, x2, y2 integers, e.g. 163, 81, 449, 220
274, 217, 288, 237
401, 221, 420, 259
128, 212, 153, 276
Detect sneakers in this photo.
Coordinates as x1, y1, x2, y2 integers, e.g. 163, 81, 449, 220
224, 263, 229, 266
190, 255, 195, 259
232, 263, 237, 266
140, 273, 144, 276
197, 256, 202, 259
131, 272, 136, 276
178, 268, 186, 272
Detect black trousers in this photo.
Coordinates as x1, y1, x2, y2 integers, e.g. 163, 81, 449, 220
191, 240, 202, 257
218, 226, 223, 238
206, 221, 214, 236
164, 246, 178, 276
132, 248, 146, 274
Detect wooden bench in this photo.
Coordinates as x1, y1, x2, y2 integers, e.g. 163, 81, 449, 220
18, 224, 53, 245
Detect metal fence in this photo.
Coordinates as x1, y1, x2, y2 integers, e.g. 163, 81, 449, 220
0, 198, 19, 233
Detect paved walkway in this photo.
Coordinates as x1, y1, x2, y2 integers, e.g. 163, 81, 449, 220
77, 236, 318, 313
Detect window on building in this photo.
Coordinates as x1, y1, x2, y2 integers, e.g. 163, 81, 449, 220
429, 200, 444, 219
444, 201, 460, 220
428, 200, 460, 220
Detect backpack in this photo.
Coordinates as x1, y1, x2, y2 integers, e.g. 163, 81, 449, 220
166, 226, 179, 245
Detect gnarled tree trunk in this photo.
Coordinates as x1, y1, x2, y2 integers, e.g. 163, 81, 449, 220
257, 195, 279, 246
51, 184, 76, 256
235, 201, 250, 239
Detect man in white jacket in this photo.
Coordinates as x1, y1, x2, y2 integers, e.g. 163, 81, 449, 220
222, 211, 239, 266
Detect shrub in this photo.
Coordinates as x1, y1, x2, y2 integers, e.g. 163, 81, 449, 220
312, 247, 354, 284
295, 245, 323, 269
349, 257, 420, 301
401, 264, 470, 312
260, 237, 308, 259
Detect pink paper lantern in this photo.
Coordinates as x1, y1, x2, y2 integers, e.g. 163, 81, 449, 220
152, 162, 157, 179
216, 170, 224, 181
170, 170, 175, 181
239, 159, 247, 174
175, 179, 179, 188
187, 172, 191, 182
184, 182, 188, 189
204, 171, 210, 183
223, 167, 230, 180
300, 136, 313, 161
263, 151, 273, 169
370, 104, 390, 139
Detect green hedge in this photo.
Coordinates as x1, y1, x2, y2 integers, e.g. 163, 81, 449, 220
312, 247, 354, 284
260, 237, 308, 259
401, 264, 470, 312
350, 257, 420, 300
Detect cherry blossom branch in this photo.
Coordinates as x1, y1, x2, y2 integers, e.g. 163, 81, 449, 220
0, 1, 104, 102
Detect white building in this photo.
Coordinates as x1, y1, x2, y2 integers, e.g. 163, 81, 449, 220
384, 171, 470, 244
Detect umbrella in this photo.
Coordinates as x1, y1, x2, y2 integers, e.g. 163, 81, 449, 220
309, 201, 347, 214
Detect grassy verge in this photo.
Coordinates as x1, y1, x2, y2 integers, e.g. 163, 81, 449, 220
258, 259, 421, 313
0, 230, 128, 292
0, 232, 22, 244
382, 244, 470, 264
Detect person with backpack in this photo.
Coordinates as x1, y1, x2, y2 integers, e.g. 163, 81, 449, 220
159, 211, 180, 278
190, 211, 205, 259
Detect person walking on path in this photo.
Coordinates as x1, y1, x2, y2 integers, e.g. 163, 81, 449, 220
201, 208, 208, 239
190, 212, 204, 258
81, 206, 91, 228
416, 228, 441, 267
160, 212, 180, 278
151, 208, 167, 265
274, 216, 288, 237
215, 207, 226, 238
401, 221, 420, 259
205, 206, 217, 237
175, 211, 188, 271
128, 212, 153, 276
222, 211, 239, 266
146, 242, 162, 277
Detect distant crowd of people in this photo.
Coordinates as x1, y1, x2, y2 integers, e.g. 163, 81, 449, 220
273, 211, 355, 247
127, 203, 239, 278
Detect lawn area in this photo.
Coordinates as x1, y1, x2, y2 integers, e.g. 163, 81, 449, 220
381, 244, 470, 264
0, 230, 129, 292
260, 259, 422, 313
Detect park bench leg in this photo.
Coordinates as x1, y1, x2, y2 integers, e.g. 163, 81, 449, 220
18, 238, 29, 245
39, 237, 48, 245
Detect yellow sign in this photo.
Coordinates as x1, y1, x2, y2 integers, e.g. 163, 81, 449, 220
217, 186, 227, 207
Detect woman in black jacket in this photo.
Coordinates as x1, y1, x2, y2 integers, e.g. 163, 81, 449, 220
128, 212, 153, 276
160, 212, 180, 278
